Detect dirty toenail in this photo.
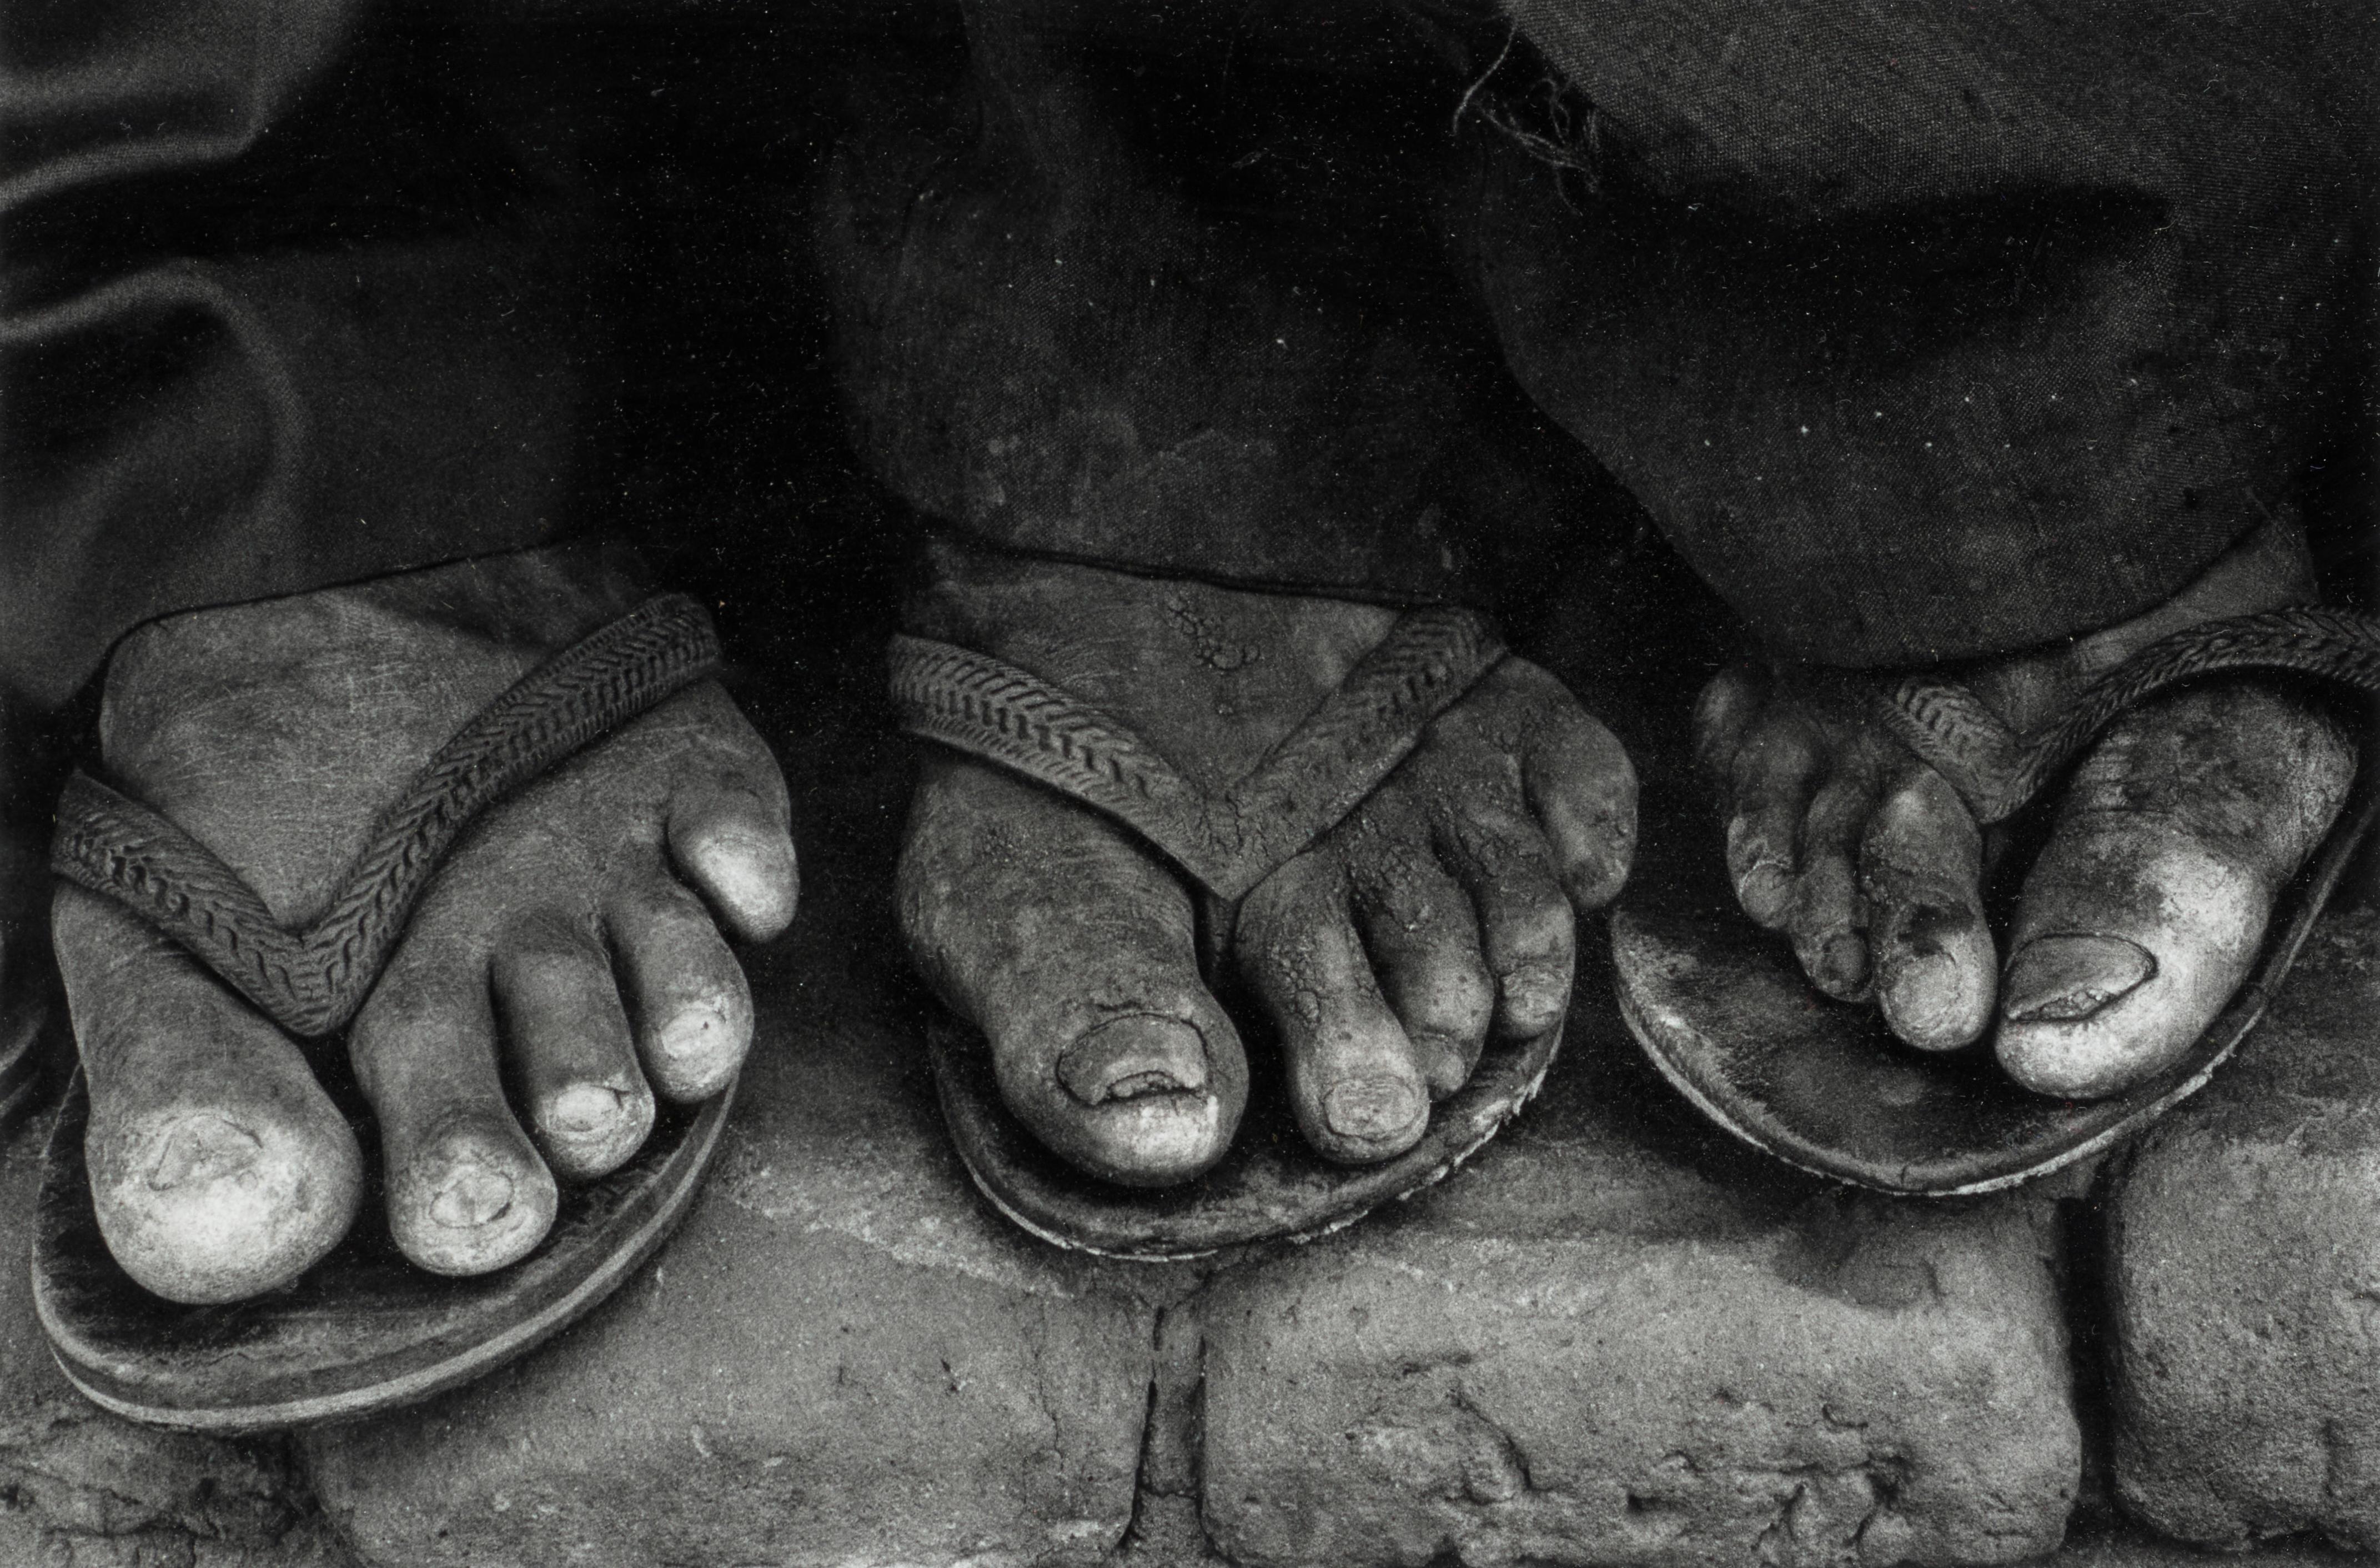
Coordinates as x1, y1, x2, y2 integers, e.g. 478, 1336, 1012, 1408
1735, 854, 1793, 925
2003, 935, 2156, 1024
1415, 1032, 1471, 1097
1499, 963, 1571, 1030
145, 1115, 262, 1191
430, 1161, 517, 1230
1058, 1016, 1208, 1105
1815, 931, 1871, 996
1323, 1075, 1426, 1143
548, 1083, 629, 1138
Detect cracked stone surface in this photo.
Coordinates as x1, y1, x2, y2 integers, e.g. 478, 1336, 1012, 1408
1199, 986, 2081, 1568
2108, 908, 2380, 1552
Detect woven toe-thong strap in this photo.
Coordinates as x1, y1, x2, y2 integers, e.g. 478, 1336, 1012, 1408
53, 594, 722, 1038
888, 608, 1507, 903
1876, 606, 2380, 826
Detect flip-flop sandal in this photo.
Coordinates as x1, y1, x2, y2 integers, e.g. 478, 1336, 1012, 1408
33, 593, 732, 1431
889, 607, 1564, 1260
1614, 606, 2380, 1196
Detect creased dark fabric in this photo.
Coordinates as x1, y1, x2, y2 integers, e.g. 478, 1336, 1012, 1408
1473, 0, 2375, 666
814, 2, 1626, 612
1, 0, 578, 708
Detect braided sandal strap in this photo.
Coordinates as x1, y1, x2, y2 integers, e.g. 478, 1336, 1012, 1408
52, 594, 723, 1039
887, 608, 1507, 903
1874, 606, 2380, 826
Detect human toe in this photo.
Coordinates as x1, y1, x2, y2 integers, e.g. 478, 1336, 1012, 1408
59, 890, 364, 1304
901, 759, 1246, 1186
491, 921, 654, 1180
1859, 770, 1994, 1051
1240, 855, 1434, 1164
610, 885, 755, 1104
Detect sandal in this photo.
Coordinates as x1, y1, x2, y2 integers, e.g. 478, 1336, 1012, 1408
1614, 606, 2380, 1195
889, 605, 1567, 1258
33, 593, 738, 1431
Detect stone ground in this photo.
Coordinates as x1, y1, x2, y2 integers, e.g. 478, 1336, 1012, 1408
0, 617, 2374, 1568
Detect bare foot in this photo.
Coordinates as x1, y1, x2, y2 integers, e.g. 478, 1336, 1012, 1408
897, 547, 1636, 1185
54, 547, 797, 1303
1694, 525, 2355, 1098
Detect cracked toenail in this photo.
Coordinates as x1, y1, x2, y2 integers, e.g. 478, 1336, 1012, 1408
1500, 964, 1570, 1028
145, 1115, 261, 1191
548, 1084, 627, 1136
1323, 1075, 1425, 1142
430, 1163, 516, 1230
1058, 1016, 1208, 1105
2004, 935, 2156, 1024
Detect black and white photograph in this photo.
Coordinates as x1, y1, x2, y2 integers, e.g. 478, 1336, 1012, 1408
2, 2, 2376, 1563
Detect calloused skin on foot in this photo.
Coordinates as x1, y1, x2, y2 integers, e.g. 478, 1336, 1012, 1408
1694, 525, 2356, 1099
56, 550, 798, 1304
897, 551, 1637, 1186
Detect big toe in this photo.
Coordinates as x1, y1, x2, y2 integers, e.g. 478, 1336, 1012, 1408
901, 758, 1246, 1187
1996, 682, 2355, 1099
58, 890, 363, 1304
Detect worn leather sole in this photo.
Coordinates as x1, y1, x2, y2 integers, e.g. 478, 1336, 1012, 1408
1614, 774, 2380, 1196
34, 1070, 733, 1432
928, 1007, 1560, 1259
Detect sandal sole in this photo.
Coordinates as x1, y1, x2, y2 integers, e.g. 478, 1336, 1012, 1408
1611, 788, 2380, 1195
32, 1070, 734, 1433
927, 1010, 1561, 1260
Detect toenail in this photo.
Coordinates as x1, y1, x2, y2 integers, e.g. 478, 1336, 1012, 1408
1058, 1016, 1208, 1105
1415, 1032, 1472, 1097
1815, 931, 1871, 996
659, 1005, 732, 1073
2004, 935, 2157, 1024
1499, 963, 1571, 1030
145, 1115, 262, 1191
548, 1083, 628, 1137
1323, 1075, 1426, 1143
430, 1161, 517, 1230
1737, 859, 1793, 924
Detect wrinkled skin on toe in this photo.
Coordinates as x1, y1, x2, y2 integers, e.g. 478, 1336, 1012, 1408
1693, 522, 2356, 1099
897, 547, 1635, 1186
56, 547, 797, 1304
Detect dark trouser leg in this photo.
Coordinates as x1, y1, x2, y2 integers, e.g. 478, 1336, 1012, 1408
4, 0, 594, 710
815, 4, 1640, 1183
1445, 4, 2373, 1089
1452, 1, 2373, 667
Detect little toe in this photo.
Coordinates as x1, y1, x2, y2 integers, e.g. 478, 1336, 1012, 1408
1517, 675, 1640, 911
1693, 665, 1766, 779
667, 783, 800, 944
491, 920, 655, 1180
351, 956, 558, 1276
1240, 855, 1433, 1164
1859, 770, 1994, 1051
58, 889, 364, 1304
1996, 684, 2356, 1099
1349, 848, 1494, 1098
609, 884, 756, 1104
901, 758, 1245, 1186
